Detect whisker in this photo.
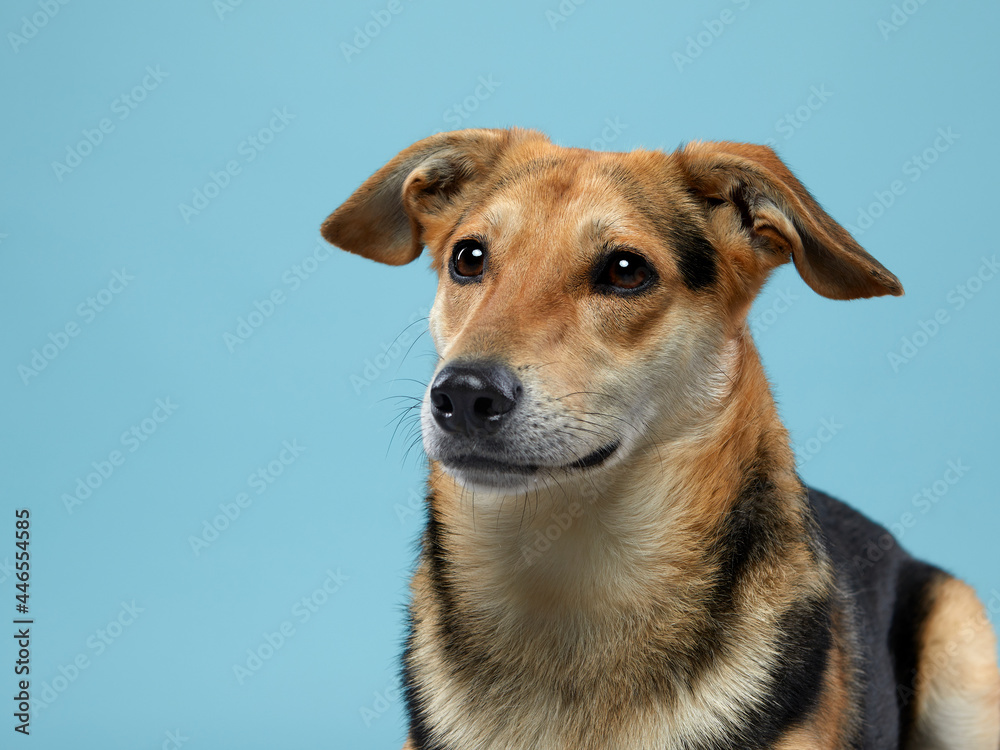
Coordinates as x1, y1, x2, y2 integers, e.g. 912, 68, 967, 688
518, 485, 529, 535
386, 405, 422, 456
565, 415, 626, 438
383, 405, 420, 430
389, 327, 431, 384
470, 483, 477, 534
496, 490, 506, 532
384, 316, 429, 355
400, 428, 426, 467
564, 407, 636, 430
389, 378, 431, 388
377, 394, 423, 405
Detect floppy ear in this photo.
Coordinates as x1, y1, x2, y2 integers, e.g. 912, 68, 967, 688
321, 128, 547, 265
679, 141, 903, 300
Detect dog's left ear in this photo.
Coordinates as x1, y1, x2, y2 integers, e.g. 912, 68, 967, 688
679, 141, 903, 300
322, 128, 548, 266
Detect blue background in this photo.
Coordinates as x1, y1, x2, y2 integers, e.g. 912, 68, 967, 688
2, 0, 998, 747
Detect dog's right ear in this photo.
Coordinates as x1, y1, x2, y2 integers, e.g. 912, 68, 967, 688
321, 128, 547, 265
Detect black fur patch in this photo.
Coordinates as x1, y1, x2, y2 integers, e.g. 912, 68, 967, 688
668, 215, 719, 291
601, 164, 718, 292
711, 472, 783, 606
422, 494, 470, 664
808, 486, 949, 746
402, 620, 444, 750
727, 184, 756, 234
406, 492, 516, 747
678, 596, 833, 750
889, 562, 941, 746
402, 493, 459, 750
715, 596, 832, 749
634, 201, 718, 293
690, 468, 793, 677
683, 467, 833, 747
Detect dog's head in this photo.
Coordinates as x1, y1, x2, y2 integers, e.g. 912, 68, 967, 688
323, 129, 901, 492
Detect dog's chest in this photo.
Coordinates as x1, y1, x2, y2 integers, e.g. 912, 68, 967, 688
406, 610, 779, 750
412, 665, 689, 750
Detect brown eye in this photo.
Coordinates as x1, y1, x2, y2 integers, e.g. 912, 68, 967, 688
596, 250, 655, 292
450, 239, 486, 281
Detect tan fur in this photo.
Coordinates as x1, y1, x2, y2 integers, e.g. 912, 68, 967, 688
908, 578, 1000, 749
321, 129, 999, 749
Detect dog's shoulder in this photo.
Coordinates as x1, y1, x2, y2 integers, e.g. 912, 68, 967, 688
806, 485, 1000, 747
806, 484, 943, 601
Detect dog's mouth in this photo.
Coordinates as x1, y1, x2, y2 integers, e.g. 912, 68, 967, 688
441, 440, 621, 485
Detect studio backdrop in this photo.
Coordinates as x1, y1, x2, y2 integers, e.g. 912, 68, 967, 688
1, 0, 998, 747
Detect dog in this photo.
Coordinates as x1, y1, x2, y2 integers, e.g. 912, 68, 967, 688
322, 129, 1000, 749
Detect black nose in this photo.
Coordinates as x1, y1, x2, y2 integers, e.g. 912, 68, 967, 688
430, 362, 522, 436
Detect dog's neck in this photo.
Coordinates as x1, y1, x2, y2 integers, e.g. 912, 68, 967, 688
426, 331, 810, 598
420, 330, 824, 636
410, 333, 832, 746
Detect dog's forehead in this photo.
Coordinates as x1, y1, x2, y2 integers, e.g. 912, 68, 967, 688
457, 148, 676, 237
450, 146, 717, 291
473, 158, 641, 237
487, 146, 682, 203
